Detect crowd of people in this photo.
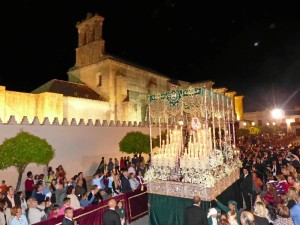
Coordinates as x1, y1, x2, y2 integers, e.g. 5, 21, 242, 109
184, 134, 300, 225
0, 153, 148, 225
1, 132, 300, 225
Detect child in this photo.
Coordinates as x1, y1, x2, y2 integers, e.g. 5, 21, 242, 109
207, 207, 219, 225
79, 193, 95, 207
49, 204, 60, 219
227, 210, 239, 225
0, 180, 7, 195
62, 207, 78, 225
116, 200, 125, 225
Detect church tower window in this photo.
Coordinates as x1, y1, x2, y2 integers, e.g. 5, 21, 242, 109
98, 75, 102, 87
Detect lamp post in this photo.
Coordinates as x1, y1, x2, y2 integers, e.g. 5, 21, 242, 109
271, 108, 284, 136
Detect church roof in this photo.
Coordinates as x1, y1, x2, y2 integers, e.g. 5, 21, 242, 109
31, 79, 102, 100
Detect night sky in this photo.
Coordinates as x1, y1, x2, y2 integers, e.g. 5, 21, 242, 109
1, 1, 300, 112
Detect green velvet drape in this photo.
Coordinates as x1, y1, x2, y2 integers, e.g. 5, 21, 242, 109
149, 194, 210, 225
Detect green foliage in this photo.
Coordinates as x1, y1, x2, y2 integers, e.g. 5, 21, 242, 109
0, 130, 55, 190
119, 131, 150, 154
249, 126, 261, 135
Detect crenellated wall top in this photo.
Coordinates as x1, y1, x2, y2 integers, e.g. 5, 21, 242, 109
0, 116, 168, 128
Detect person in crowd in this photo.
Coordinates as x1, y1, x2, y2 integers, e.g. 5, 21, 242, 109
58, 197, 73, 216
120, 169, 132, 193
128, 173, 139, 191
0, 181, 7, 196
128, 163, 136, 176
0, 200, 8, 225
215, 199, 240, 223
54, 182, 67, 208
112, 174, 121, 197
87, 185, 101, 205
252, 201, 270, 225
49, 179, 57, 203
220, 212, 228, 221
184, 195, 208, 225
120, 157, 125, 171
26, 197, 49, 224
116, 200, 125, 225
24, 171, 35, 201
74, 179, 86, 201
103, 198, 121, 225
218, 218, 231, 225
45, 168, 56, 188
263, 182, 281, 207
4, 186, 21, 210
271, 159, 281, 177
62, 207, 78, 225
79, 192, 96, 208
16, 191, 27, 215
66, 186, 81, 210
290, 154, 300, 172
240, 211, 255, 225
273, 204, 294, 225
290, 189, 300, 225
96, 157, 106, 175
227, 210, 239, 225
49, 203, 60, 219
99, 189, 109, 202
286, 174, 295, 188
240, 167, 252, 211
92, 172, 106, 190
33, 174, 39, 185
207, 207, 218, 225
136, 170, 146, 187
77, 172, 87, 194
114, 158, 120, 174
32, 183, 46, 205
56, 165, 67, 185
10, 206, 29, 225
107, 158, 114, 174
251, 171, 263, 207
285, 186, 298, 209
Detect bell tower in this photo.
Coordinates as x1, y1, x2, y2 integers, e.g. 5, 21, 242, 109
75, 13, 105, 68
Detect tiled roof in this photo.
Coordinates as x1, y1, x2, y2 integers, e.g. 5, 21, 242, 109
31, 79, 102, 100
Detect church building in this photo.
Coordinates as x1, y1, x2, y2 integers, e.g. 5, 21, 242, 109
0, 13, 244, 124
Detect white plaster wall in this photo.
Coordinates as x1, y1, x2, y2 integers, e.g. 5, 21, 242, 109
0, 122, 160, 191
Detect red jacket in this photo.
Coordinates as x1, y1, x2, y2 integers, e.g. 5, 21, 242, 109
25, 179, 34, 191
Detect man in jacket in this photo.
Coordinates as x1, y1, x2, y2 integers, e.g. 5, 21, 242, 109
184, 195, 208, 225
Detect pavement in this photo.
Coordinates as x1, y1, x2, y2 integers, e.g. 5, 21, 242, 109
129, 215, 149, 225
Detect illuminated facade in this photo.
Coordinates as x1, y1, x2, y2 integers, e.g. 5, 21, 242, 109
0, 13, 244, 124
242, 106, 300, 135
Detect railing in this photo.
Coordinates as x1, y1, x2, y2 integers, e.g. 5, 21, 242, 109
34, 188, 148, 225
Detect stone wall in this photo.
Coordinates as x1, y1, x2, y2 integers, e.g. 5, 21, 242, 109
0, 116, 160, 190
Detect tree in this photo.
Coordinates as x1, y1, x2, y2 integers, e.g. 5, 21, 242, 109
119, 131, 150, 154
0, 130, 55, 191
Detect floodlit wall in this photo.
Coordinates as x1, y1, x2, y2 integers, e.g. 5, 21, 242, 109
0, 116, 160, 190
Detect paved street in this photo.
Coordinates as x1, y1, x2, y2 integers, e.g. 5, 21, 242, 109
129, 215, 149, 225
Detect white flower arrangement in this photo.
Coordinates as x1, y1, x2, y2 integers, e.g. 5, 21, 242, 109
145, 148, 242, 188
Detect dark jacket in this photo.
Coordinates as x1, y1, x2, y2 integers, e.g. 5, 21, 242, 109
184, 205, 208, 225
103, 209, 121, 225
3, 194, 21, 208
62, 217, 75, 225
120, 176, 132, 193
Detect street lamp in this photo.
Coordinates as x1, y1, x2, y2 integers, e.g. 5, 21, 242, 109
271, 108, 284, 121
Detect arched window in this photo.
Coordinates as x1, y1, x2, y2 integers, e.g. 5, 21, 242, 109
98, 75, 102, 87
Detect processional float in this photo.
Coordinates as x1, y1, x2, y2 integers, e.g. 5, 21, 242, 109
145, 86, 242, 200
